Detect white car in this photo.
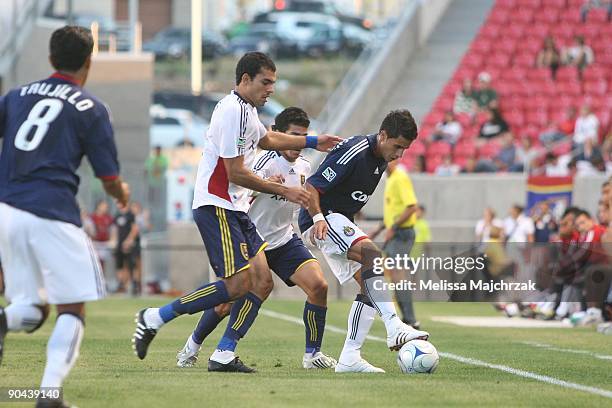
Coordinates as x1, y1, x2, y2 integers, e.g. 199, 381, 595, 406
149, 105, 209, 148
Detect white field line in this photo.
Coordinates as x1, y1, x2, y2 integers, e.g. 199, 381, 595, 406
260, 309, 612, 399
519, 341, 612, 361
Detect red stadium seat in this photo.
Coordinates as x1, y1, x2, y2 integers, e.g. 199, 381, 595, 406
427, 142, 452, 157
497, 39, 517, 54
479, 141, 502, 159
527, 68, 553, 81
552, 141, 572, 156
534, 9, 559, 24
488, 53, 511, 68
549, 25, 575, 41
488, 9, 510, 24
526, 110, 549, 127
409, 139, 426, 156
585, 8, 609, 23
462, 53, 484, 69
541, 0, 565, 7
479, 25, 501, 39
513, 53, 536, 67
575, 25, 600, 40
496, 0, 518, 9
505, 110, 526, 128
584, 80, 608, 96
559, 9, 581, 23
506, 24, 527, 39
426, 156, 443, 173
556, 66, 579, 82
512, 9, 535, 24
454, 141, 476, 158
470, 39, 492, 54
517, 0, 541, 8
557, 81, 582, 96
532, 80, 557, 97
582, 65, 608, 81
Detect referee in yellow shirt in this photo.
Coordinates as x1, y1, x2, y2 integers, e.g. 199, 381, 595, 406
376, 160, 420, 328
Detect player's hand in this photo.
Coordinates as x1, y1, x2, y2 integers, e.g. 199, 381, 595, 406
268, 175, 285, 184
284, 187, 310, 207
315, 134, 343, 152
311, 220, 328, 245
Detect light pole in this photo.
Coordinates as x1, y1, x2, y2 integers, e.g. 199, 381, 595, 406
191, 0, 203, 96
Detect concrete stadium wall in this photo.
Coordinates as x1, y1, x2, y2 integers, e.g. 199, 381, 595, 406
159, 173, 604, 299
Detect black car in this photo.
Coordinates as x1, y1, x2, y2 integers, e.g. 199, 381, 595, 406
262, 0, 373, 30
228, 24, 297, 59
143, 27, 228, 60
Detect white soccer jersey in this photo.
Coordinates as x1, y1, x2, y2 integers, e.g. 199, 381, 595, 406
192, 91, 268, 212
248, 151, 310, 250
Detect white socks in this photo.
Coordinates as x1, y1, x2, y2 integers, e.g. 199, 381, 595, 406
188, 335, 202, 352
363, 277, 403, 333
338, 299, 377, 365
5, 304, 43, 332
40, 314, 84, 388
210, 349, 235, 364
144, 308, 164, 330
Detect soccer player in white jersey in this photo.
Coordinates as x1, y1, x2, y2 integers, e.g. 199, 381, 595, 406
176, 107, 336, 370
298, 110, 429, 373
0, 27, 129, 407
132, 53, 340, 372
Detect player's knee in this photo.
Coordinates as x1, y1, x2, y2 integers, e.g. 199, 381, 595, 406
254, 273, 274, 299
214, 302, 232, 318
308, 278, 328, 301
16, 304, 49, 333
225, 271, 252, 299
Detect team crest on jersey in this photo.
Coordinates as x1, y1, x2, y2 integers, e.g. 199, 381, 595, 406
322, 166, 336, 182
300, 175, 306, 185
343, 226, 355, 237
240, 243, 249, 260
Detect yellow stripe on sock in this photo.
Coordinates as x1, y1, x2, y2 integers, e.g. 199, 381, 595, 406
180, 286, 217, 304
309, 310, 317, 342
232, 300, 252, 331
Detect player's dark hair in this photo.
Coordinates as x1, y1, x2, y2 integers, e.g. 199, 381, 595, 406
576, 209, 591, 219
380, 110, 418, 141
272, 107, 310, 132
562, 206, 582, 218
235, 52, 276, 85
49, 26, 94, 72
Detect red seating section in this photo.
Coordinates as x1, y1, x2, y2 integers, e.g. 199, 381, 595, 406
406, 0, 612, 172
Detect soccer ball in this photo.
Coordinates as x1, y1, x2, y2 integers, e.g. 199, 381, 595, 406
397, 339, 439, 374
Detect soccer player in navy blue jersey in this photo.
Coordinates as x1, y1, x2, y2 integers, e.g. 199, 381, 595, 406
298, 110, 429, 373
0, 26, 129, 407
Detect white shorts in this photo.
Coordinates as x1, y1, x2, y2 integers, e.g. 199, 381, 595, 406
0, 203, 106, 305
301, 213, 367, 285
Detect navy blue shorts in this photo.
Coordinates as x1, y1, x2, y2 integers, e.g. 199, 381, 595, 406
193, 205, 267, 279
265, 234, 317, 287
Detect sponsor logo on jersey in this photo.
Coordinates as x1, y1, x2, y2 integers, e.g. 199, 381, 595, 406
240, 243, 249, 260
322, 166, 336, 182
343, 226, 355, 236
289, 168, 296, 174
351, 190, 369, 202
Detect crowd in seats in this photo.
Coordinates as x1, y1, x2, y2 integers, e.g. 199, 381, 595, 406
404, 0, 612, 175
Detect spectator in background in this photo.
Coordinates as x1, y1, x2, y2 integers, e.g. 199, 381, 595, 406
479, 108, 509, 140
504, 204, 535, 243
431, 111, 462, 145
543, 152, 570, 176
581, 0, 612, 22
130, 202, 150, 296
435, 155, 460, 176
145, 145, 168, 208
536, 36, 561, 79
453, 78, 476, 116
540, 106, 577, 146
574, 104, 600, 150
461, 157, 477, 173
476, 207, 504, 244
562, 35, 594, 74
112, 203, 140, 295
494, 132, 519, 172
515, 137, 539, 173
473, 72, 498, 111
90, 200, 114, 279
410, 205, 432, 258
482, 226, 513, 279
531, 201, 558, 243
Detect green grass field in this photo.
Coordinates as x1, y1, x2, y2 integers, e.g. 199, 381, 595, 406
1, 298, 611, 407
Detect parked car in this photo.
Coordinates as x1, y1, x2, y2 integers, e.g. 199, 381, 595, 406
341, 24, 373, 56
266, 0, 373, 30
149, 105, 209, 148
143, 27, 228, 60
152, 91, 285, 129
228, 24, 298, 59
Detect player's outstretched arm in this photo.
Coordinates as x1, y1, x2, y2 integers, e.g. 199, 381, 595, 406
102, 177, 130, 207
304, 182, 328, 244
258, 131, 342, 152
224, 156, 310, 207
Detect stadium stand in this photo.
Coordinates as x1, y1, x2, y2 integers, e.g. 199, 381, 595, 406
405, 0, 611, 173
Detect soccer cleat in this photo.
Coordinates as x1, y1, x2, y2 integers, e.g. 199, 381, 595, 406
132, 309, 158, 360
0, 307, 7, 366
302, 351, 337, 369
386, 323, 429, 351
335, 359, 385, 373
208, 357, 256, 373
35, 398, 76, 408
572, 308, 603, 327
176, 345, 199, 368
